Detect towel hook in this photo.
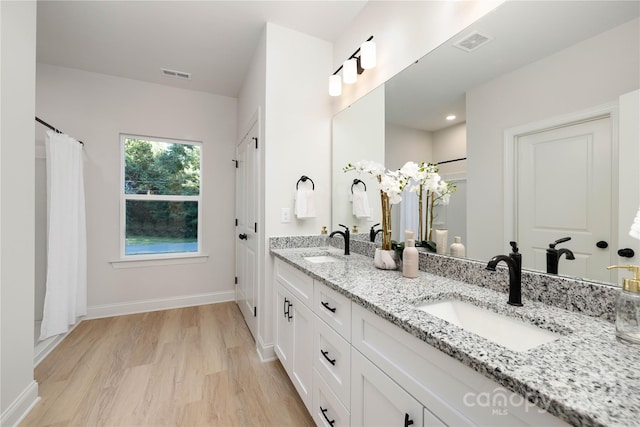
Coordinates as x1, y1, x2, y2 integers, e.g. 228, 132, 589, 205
296, 175, 315, 190
351, 178, 367, 194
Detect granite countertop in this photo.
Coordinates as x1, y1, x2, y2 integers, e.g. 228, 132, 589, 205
270, 246, 640, 427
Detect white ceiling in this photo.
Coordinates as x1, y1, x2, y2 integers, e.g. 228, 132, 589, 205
385, 0, 640, 131
36, 0, 368, 98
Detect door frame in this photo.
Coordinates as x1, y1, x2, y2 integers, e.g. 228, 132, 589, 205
503, 102, 618, 273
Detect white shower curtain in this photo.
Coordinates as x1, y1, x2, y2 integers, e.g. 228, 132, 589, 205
40, 131, 87, 340
399, 188, 419, 240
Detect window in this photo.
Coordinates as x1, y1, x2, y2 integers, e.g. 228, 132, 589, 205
121, 135, 201, 257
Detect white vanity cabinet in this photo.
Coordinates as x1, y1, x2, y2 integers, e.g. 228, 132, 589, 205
351, 304, 567, 427
274, 261, 314, 412
273, 257, 567, 426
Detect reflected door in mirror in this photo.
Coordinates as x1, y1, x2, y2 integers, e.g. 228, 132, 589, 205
517, 116, 614, 282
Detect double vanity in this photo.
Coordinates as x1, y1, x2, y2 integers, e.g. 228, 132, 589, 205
271, 236, 639, 427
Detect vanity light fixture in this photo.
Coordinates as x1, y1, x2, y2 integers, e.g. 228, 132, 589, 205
446, 115, 456, 121
329, 36, 375, 96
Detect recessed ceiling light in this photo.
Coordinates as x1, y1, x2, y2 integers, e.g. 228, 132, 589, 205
446, 115, 456, 121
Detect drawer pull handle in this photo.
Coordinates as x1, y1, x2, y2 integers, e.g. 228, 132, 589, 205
321, 301, 337, 313
283, 298, 289, 318
287, 301, 293, 321
404, 413, 414, 427
321, 349, 336, 366
320, 406, 335, 426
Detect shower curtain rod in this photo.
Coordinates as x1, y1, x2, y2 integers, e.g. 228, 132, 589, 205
35, 117, 84, 146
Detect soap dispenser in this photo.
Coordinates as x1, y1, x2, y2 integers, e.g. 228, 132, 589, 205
607, 265, 640, 347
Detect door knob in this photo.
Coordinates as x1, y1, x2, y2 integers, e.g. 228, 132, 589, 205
596, 241, 608, 249
238, 233, 248, 240
618, 248, 635, 258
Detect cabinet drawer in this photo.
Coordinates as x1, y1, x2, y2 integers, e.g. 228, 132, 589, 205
313, 370, 350, 427
314, 317, 351, 409
351, 304, 567, 426
274, 259, 313, 308
314, 282, 351, 340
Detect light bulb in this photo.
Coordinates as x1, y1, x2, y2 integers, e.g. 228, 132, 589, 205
360, 40, 376, 70
329, 74, 342, 96
343, 58, 357, 84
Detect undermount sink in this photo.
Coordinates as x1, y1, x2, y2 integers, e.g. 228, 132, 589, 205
415, 299, 561, 352
303, 255, 341, 264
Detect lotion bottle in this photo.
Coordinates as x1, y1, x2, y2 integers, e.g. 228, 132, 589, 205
450, 236, 466, 258
403, 230, 419, 278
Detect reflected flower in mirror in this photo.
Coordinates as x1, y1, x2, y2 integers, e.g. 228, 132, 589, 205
401, 161, 456, 247
344, 161, 410, 250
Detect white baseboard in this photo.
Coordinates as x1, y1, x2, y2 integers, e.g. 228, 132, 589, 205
256, 336, 276, 362
34, 323, 79, 367
0, 380, 40, 427
86, 290, 235, 319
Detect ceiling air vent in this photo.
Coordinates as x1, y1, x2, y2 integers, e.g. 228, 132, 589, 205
161, 68, 191, 80
453, 31, 493, 52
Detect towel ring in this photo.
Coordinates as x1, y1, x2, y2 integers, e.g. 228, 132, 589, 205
296, 175, 315, 190
351, 179, 366, 194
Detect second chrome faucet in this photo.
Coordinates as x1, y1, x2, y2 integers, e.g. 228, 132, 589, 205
486, 241, 523, 307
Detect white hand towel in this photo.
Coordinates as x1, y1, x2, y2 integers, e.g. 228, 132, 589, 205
630, 206, 640, 240
352, 189, 371, 218
295, 189, 317, 219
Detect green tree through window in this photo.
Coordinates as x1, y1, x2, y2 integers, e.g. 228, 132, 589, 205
122, 136, 201, 256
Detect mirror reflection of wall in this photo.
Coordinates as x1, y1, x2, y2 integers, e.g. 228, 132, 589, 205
386, 118, 467, 248
331, 1, 639, 285
332, 85, 385, 232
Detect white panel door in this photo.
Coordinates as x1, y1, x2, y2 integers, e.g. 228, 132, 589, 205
517, 116, 614, 282
235, 121, 258, 338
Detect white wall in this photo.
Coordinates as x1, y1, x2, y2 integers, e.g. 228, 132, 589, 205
467, 18, 640, 261
334, 85, 385, 231
1, 1, 39, 424
237, 23, 332, 358
432, 122, 467, 176
36, 64, 238, 315
264, 23, 333, 237
385, 122, 432, 171
261, 23, 333, 353
237, 27, 268, 356
331, 0, 504, 112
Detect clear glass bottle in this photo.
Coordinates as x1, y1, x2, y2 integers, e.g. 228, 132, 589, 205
608, 265, 640, 347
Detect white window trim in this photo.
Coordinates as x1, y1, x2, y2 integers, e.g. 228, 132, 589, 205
110, 253, 209, 269
119, 133, 203, 261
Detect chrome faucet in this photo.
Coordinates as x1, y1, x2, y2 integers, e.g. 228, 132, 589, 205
486, 241, 523, 307
330, 224, 350, 255
369, 223, 382, 243
546, 237, 575, 275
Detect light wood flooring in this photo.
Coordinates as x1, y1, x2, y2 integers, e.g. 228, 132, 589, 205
21, 302, 314, 426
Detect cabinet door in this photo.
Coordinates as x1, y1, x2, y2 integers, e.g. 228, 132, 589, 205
275, 283, 293, 371
351, 349, 425, 427
291, 295, 314, 412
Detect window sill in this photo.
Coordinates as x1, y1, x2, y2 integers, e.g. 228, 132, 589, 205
110, 253, 209, 269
